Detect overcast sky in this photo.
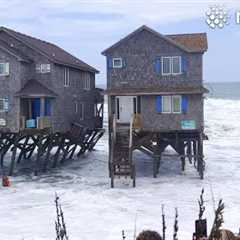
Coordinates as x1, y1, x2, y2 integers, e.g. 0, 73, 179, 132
0, 0, 240, 85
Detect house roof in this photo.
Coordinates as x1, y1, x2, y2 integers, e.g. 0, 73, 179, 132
102, 25, 208, 55
0, 39, 31, 62
104, 86, 209, 96
15, 79, 58, 98
0, 26, 99, 73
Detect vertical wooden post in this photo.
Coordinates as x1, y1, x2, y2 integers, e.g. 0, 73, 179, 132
40, 98, 45, 117
198, 132, 204, 179
28, 99, 32, 119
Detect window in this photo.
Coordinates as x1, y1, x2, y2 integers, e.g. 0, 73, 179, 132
161, 56, 182, 75
36, 64, 51, 73
64, 68, 70, 87
83, 73, 91, 90
172, 96, 181, 113
0, 99, 4, 112
112, 58, 123, 68
162, 95, 181, 114
79, 103, 84, 120
0, 98, 9, 112
172, 56, 181, 74
74, 101, 78, 114
0, 63, 9, 76
162, 96, 172, 113
162, 57, 171, 75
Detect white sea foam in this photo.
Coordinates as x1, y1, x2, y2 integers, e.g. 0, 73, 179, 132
0, 98, 240, 240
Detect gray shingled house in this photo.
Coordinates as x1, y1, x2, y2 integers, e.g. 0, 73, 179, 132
102, 25, 209, 186
0, 26, 103, 132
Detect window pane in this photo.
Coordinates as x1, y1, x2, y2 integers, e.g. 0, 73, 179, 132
172, 96, 181, 113
0, 99, 4, 111
172, 57, 181, 74
113, 58, 122, 68
162, 57, 171, 74
162, 96, 171, 113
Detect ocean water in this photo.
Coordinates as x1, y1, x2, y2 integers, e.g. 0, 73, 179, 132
205, 82, 240, 100
0, 82, 240, 240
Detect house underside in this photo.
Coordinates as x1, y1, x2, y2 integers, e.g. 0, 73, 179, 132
106, 87, 208, 187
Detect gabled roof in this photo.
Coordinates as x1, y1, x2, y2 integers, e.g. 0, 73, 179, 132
102, 25, 208, 55
15, 79, 58, 98
0, 39, 31, 62
0, 26, 99, 73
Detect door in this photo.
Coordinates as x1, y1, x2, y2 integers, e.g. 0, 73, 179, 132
32, 98, 41, 119
116, 96, 137, 123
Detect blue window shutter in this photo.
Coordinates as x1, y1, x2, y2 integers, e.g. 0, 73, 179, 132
45, 98, 51, 116
181, 95, 188, 113
156, 96, 162, 113
182, 56, 188, 74
155, 58, 161, 75
3, 97, 9, 112
107, 57, 113, 69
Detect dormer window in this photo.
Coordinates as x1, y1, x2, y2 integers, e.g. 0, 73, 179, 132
162, 56, 181, 75
113, 58, 123, 68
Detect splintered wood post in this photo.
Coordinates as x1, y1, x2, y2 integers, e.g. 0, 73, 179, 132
187, 141, 192, 164
52, 135, 64, 168
17, 136, 29, 164
179, 142, 186, 172
68, 144, 77, 160
43, 136, 52, 172
34, 135, 44, 176
198, 133, 204, 179
193, 140, 197, 165
9, 135, 19, 176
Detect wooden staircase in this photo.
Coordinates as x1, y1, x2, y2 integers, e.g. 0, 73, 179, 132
109, 119, 136, 188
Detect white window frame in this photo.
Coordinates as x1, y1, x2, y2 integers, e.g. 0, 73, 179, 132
112, 58, 123, 68
172, 95, 182, 114
161, 56, 182, 76
74, 101, 78, 114
36, 64, 51, 73
79, 103, 84, 120
64, 67, 70, 87
172, 56, 182, 75
83, 73, 91, 90
162, 95, 182, 114
162, 57, 172, 76
0, 63, 9, 76
162, 96, 172, 114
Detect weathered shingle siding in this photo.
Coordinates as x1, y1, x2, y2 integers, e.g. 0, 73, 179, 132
106, 29, 205, 131
107, 30, 203, 89
140, 95, 203, 131
0, 31, 97, 132
51, 64, 96, 131
0, 48, 22, 131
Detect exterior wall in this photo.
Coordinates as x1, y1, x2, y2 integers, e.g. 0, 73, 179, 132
106, 30, 203, 89
0, 31, 97, 132
0, 48, 22, 132
51, 64, 96, 132
140, 94, 203, 131
106, 29, 205, 132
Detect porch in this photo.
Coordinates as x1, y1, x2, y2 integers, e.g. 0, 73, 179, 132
19, 97, 53, 130
15, 79, 57, 130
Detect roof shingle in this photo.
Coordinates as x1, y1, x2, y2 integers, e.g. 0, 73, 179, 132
0, 26, 99, 73
15, 79, 58, 98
